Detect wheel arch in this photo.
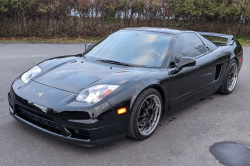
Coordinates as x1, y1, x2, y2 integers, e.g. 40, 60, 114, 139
129, 84, 166, 115
150, 85, 166, 116
217, 58, 238, 95
227, 57, 239, 74
232, 57, 239, 66
231, 56, 239, 66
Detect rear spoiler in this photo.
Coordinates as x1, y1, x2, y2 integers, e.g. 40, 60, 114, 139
198, 32, 234, 45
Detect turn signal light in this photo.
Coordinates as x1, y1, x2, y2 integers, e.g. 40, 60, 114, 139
117, 108, 126, 115
240, 59, 243, 62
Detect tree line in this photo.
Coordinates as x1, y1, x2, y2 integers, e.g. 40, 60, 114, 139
0, 0, 250, 38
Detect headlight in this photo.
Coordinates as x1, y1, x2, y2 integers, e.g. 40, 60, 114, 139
21, 66, 41, 84
76, 85, 119, 104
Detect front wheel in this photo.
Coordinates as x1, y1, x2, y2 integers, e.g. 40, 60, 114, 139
127, 88, 162, 140
218, 59, 238, 95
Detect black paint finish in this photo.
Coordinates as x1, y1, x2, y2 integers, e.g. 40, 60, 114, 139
8, 28, 243, 146
210, 142, 250, 166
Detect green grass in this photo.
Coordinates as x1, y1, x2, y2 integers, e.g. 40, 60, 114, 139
235, 38, 250, 46
0, 36, 249, 46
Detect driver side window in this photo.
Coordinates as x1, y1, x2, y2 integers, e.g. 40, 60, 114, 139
172, 33, 207, 63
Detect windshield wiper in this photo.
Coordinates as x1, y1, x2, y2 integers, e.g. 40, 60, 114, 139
97, 59, 143, 67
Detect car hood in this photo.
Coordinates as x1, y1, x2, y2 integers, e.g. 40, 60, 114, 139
33, 58, 150, 93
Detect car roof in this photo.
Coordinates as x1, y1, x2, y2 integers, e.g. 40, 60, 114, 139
123, 27, 194, 35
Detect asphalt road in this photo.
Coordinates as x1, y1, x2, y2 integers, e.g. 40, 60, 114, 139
0, 43, 250, 166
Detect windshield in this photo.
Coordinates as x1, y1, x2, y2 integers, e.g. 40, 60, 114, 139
85, 30, 172, 67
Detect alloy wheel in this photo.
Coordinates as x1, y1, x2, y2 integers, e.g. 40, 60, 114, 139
137, 94, 162, 136
227, 63, 238, 92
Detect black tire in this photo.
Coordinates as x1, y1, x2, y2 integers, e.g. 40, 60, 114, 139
218, 59, 238, 95
127, 88, 162, 140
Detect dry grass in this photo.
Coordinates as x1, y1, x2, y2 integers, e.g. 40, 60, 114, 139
1, 36, 249, 46
0, 36, 102, 44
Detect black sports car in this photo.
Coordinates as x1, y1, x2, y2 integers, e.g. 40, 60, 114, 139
8, 28, 243, 147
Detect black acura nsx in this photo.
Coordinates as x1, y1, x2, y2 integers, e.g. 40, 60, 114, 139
8, 28, 243, 147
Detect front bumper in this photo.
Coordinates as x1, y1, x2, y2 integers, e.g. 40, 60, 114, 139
10, 109, 126, 147
8, 80, 128, 147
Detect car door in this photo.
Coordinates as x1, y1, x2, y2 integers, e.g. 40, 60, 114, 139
168, 32, 217, 111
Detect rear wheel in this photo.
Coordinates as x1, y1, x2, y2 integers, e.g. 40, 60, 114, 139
218, 59, 238, 94
128, 88, 162, 140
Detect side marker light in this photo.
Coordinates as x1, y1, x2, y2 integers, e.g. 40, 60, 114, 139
117, 108, 126, 115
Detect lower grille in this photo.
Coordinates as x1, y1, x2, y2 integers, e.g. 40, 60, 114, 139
66, 128, 90, 140
16, 106, 61, 135
15, 105, 90, 140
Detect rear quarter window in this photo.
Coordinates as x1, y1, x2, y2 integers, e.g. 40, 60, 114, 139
201, 35, 228, 47
196, 33, 218, 52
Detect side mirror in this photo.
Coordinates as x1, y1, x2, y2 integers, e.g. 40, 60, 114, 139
173, 57, 196, 74
85, 43, 93, 52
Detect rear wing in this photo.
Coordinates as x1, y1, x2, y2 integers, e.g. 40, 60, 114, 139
198, 32, 234, 46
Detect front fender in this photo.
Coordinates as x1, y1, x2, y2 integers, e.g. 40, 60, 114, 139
104, 69, 170, 122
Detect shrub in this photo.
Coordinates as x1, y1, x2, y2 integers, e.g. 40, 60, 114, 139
0, 0, 250, 38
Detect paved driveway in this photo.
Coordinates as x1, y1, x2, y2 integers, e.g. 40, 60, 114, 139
0, 43, 250, 166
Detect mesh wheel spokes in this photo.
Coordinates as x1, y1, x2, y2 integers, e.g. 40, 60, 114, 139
137, 94, 161, 136
227, 63, 238, 91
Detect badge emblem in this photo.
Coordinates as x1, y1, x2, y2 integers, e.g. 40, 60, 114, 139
36, 92, 44, 97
